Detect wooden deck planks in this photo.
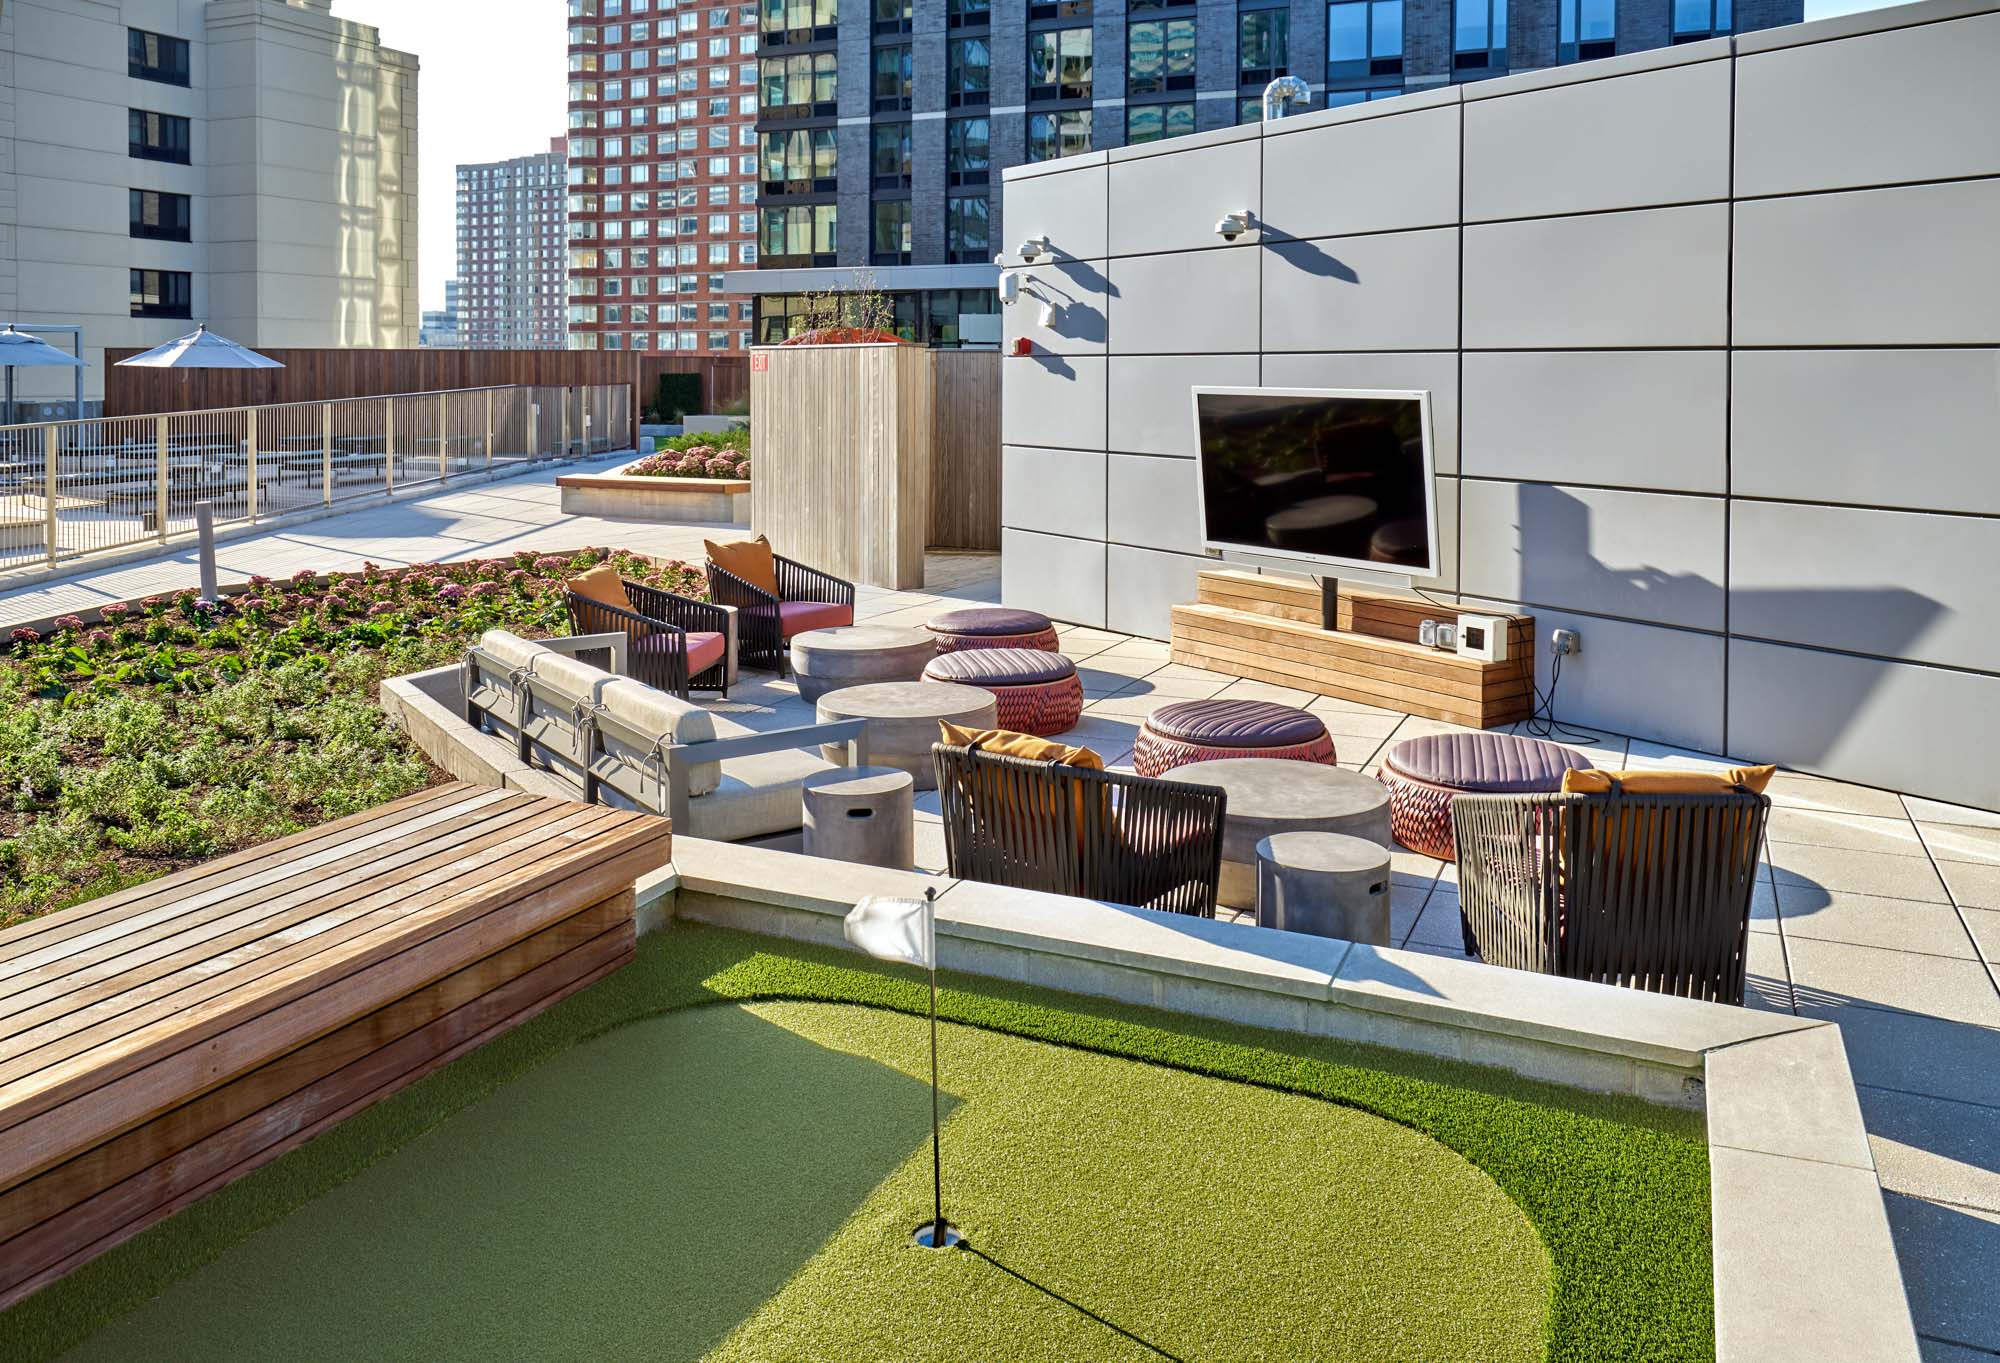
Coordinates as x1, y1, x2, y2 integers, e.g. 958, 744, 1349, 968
0, 783, 670, 1309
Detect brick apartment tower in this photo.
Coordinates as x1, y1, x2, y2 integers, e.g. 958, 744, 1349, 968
565, 0, 761, 357
455, 138, 568, 349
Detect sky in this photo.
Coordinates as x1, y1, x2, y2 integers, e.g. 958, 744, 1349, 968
333, 1, 568, 313
339, 0, 1896, 314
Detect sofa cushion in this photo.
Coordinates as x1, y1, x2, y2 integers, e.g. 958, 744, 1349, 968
926, 606, 1054, 638
596, 677, 721, 798
631, 629, 728, 678
1562, 765, 1775, 796
777, 599, 854, 636
1143, 699, 1326, 748
705, 534, 778, 597
1386, 732, 1592, 793
937, 722, 1102, 770
682, 746, 835, 842
923, 647, 1077, 687
565, 563, 634, 615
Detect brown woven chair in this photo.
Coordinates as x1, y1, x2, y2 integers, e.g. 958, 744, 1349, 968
1452, 789, 1771, 1005
706, 553, 854, 675
933, 742, 1227, 917
566, 581, 730, 699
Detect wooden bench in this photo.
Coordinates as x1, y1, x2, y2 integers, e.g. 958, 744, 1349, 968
0, 783, 671, 1310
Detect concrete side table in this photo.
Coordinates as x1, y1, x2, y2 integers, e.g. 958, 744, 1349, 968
815, 681, 999, 791
790, 625, 937, 704
803, 766, 916, 869
1169, 757, 1394, 910
1255, 832, 1391, 945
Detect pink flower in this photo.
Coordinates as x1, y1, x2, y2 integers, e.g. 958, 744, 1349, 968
10, 628, 40, 645
367, 601, 397, 617
471, 581, 502, 599
86, 629, 112, 648
247, 574, 272, 588
290, 569, 316, 587
102, 602, 131, 621
506, 568, 529, 585
53, 615, 84, 632
705, 455, 739, 478
533, 555, 565, 574
437, 583, 468, 603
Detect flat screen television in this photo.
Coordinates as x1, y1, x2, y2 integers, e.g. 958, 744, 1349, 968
1191, 386, 1439, 578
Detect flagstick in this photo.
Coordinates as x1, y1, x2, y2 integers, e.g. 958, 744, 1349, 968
926, 886, 945, 1245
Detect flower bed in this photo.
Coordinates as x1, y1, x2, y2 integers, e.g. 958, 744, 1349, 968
626, 428, 750, 481
0, 548, 703, 925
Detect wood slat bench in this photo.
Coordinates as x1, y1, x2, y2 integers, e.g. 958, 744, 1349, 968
0, 782, 671, 1310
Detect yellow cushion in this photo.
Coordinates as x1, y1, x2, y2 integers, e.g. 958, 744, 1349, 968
938, 722, 1103, 770
704, 534, 778, 597
565, 563, 634, 616
1562, 764, 1775, 796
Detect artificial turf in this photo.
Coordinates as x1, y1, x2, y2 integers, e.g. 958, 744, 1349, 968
3, 923, 1715, 1363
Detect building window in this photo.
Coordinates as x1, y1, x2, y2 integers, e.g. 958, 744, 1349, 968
947, 0, 991, 28
1027, 27, 1092, 102
872, 200, 912, 265
128, 28, 191, 86
129, 189, 192, 242
1027, 108, 1091, 161
1127, 18, 1196, 94
130, 268, 193, 319
947, 37, 991, 107
762, 203, 837, 262
946, 116, 990, 186
760, 53, 837, 114
946, 195, 989, 263
872, 123, 912, 189
1671, 0, 1730, 40
1453, 0, 1507, 69
761, 127, 837, 193
760, 0, 838, 42
1327, 0, 1403, 83
1126, 101, 1195, 142
128, 109, 192, 165
873, 0, 912, 35
1028, 0, 1092, 20
1559, 0, 1615, 60
873, 44, 913, 111
1238, 4, 1289, 86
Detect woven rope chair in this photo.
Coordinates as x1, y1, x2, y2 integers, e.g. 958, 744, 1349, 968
932, 742, 1228, 917
1452, 788, 1771, 1005
706, 554, 853, 675
565, 582, 729, 699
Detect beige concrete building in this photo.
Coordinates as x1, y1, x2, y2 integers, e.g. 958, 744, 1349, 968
0, 0, 418, 411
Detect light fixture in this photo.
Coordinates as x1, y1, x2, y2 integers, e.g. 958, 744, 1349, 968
997, 271, 1022, 305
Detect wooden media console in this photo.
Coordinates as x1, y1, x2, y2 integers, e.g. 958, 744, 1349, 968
1169, 570, 1535, 729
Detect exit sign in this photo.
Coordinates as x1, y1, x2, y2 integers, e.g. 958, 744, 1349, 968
750, 352, 769, 372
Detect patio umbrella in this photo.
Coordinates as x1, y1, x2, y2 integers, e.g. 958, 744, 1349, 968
0, 325, 85, 425
113, 324, 285, 370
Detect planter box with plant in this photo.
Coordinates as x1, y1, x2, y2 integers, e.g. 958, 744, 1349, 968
557, 429, 753, 523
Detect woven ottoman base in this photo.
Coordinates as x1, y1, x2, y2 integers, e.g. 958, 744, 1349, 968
1381, 770, 1462, 860
925, 607, 1061, 655
1134, 730, 1336, 778
922, 646, 1082, 738
989, 675, 1085, 736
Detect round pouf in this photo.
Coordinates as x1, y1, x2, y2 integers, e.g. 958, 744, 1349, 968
921, 647, 1082, 737
802, 765, 915, 869
924, 606, 1060, 654
1170, 758, 1394, 911
1255, 832, 1392, 945
1133, 699, 1337, 777
816, 681, 998, 791
789, 625, 937, 704
1380, 732, 1594, 861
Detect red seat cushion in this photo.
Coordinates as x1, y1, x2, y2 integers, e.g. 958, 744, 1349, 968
1385, 732, 1592, 792
777, 599, 853, 636
1144, 699, 1326, 747
684, 630, 727, 675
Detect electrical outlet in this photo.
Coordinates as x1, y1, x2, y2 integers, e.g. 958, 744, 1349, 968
1551, 629, 1581, 657
1434, 623, 1458, 651
1418, 619, 1437, 647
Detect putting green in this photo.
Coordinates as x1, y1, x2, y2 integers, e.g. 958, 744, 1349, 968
57, 1002, 1549, 1363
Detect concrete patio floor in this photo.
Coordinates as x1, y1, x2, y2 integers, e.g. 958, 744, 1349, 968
2, 455, 1995, 1359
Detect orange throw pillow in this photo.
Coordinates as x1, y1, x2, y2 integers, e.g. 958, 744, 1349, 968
705, 535, 778, 597
938, 722, 1103, 770
1562, 765, 1775, 796
566, 562, 634, 615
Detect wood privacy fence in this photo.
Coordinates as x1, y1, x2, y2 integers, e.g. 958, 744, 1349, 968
748, 345, 999, 590
0, 384, 629, 577
102, 349, 747, 421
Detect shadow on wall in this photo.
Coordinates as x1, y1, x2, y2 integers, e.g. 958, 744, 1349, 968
1258, 233, 1362, 283
1515, 486, 1944, 767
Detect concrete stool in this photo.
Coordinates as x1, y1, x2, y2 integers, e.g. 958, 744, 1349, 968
1254, 832, 1391, 945
802, 766, 916, 869
789, 625, 937, 703
1168, 758, 1394, 910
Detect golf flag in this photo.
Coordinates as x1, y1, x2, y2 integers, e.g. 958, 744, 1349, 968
844, 895, 934, 969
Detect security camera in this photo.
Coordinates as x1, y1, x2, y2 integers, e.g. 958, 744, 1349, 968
1016, 235, 1052, 262
1214, 211, 1254, 243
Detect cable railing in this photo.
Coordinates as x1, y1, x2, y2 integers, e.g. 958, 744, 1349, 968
0, 383, 632, 575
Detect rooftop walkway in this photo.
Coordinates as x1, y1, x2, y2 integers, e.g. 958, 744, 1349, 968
1, 456, 1995, 1358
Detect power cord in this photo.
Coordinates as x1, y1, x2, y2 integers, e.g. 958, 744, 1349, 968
1397, 585, 1601, 745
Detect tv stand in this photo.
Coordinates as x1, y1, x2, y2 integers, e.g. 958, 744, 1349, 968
1169, 571, 1534, 729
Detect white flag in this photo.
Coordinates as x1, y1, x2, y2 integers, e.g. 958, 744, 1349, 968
844, 895, 934, 969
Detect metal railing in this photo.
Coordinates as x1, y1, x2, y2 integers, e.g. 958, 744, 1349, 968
0, 383, 632, 574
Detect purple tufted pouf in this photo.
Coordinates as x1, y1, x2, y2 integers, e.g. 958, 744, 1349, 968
1133, 700, 1337, 777
921, 647, 1082, 735
1380, 732, 1593, 862
924, 606, 1060, 654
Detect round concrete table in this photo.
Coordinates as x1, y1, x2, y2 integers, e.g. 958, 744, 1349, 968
1169, 757, 1394, 910
816, 681, 998, 791
803, 765, 916, 869
1255, 831, 1391, 945
790, 625, 937, 704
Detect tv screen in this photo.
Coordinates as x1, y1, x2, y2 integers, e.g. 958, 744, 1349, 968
1192, 387, 1439, 577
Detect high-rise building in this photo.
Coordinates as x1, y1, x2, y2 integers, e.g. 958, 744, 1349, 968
731, 0, 1799, 344
454, 140, 567, 349
564, 0, 761, 356
0, 0, 419, 407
